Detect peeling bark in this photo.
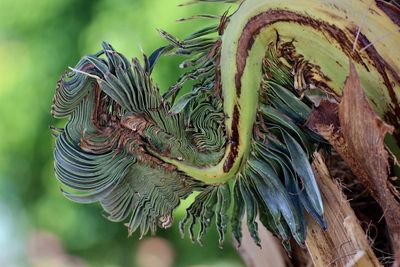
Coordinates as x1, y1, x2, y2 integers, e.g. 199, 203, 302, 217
305, 152, 381, 267
307, 61, 400, 262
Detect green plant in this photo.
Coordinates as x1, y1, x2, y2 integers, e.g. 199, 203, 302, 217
51, 0, 400, 252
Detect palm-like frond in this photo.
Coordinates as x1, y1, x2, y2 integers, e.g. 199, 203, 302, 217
52, 33, 326, 248
52, 0, 400, 248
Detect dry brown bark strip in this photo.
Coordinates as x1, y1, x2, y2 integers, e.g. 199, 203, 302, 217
307, 61, 400, 261
306, 152, 381, 267
235, 152, 381, 267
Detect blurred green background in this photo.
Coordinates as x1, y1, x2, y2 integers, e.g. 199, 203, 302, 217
0, 0, 245, 266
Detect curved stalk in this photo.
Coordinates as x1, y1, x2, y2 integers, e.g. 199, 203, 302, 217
152, 0, 400, 184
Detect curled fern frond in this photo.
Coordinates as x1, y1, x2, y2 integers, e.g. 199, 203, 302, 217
51, 0, 400, 249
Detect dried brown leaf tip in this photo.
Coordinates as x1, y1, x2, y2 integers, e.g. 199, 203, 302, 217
339, 61, 394, 191
340, 61, 400, 256
308, 60, 400, 257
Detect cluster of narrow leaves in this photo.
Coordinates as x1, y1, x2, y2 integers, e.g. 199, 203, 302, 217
52, 43, 205, 238
52, 3, 326, 249
158, 17, 327, 248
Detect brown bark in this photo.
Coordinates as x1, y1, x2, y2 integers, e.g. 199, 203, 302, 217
307, 61, 400, 264
236, 152, 382, 267
306, 153, 381, 267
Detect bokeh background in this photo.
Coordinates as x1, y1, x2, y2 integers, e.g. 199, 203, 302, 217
0, 0, 245, 266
